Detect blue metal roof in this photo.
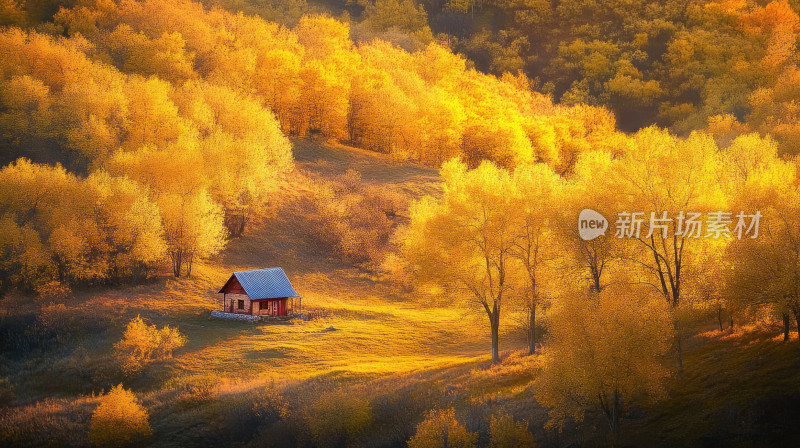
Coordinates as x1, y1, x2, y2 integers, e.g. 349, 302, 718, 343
227, 267, 299, 299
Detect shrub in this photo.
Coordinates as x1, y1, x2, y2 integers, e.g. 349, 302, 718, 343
113, 316, 186, 375
88, 384, 151, 446
488, 412, 535, 448
176, 376, 217, 408
0, 397, 94, 447
408, 408, 477, 448
304, 171, 407, 265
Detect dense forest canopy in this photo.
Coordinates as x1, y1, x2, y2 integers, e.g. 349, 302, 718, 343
0, 0, 626, 289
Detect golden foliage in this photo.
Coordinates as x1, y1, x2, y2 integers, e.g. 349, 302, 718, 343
88, 384, 152, 446
534, 285, 674, 433
0, 160, 165, 289
488, 412, 536, 448
407, 408, 477, 448
303, 390, 373, 448
113, 316, 186, 375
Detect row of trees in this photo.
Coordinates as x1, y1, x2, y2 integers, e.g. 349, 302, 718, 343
0, 0, 634, 290
399, 126, 800, 435
0, 23, 294, 288
41, 0, 618, 170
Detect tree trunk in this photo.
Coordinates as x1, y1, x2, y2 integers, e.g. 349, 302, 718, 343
676, 334, 683, 372
171, 250, 182, 278
784, 313, 790, 342
528, 304, 537, 355
600, 390, 621, 448
185, 252, 194, 277
718, 307, 724, 332
490, 310, 500, 364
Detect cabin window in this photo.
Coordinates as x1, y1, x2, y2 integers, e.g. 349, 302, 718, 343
259, 302, 266, 311
237, 299, 244, 310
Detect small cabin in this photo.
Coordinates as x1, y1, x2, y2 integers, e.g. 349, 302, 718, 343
218, 268, 301, 317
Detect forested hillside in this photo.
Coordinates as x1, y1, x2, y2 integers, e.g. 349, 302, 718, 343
4, 0, 800, 447
0, 0, 627, 291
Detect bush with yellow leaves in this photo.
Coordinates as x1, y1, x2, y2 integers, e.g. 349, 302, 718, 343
88, 384, 151, 446
407, 408, 477, 448
488, 412, 535, 448
113, 316, 186, 375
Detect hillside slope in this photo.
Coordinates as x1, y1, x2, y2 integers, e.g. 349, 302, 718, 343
3, 140, 800, 448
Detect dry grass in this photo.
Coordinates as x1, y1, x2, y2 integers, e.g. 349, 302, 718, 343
0, 396, 96, 447
9, 141, 799, 447
0, 140, 535, 447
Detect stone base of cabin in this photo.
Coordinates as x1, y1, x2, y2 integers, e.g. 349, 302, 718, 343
211, 310, 300, 322
211, 311, 262, 321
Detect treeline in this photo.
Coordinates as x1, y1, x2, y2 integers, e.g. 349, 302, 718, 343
278, 0, 800, 154
386, 0, 800, 152
4, 0, 619, 169
0, 0, 625, 292
399, 127, 800, 437
0, 24, 293, 290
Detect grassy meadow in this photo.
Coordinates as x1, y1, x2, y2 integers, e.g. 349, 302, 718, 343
2, 141, 799, 448
0, 141, 530, 446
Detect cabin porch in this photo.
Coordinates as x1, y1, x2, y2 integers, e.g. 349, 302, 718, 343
221, 293, 302, 316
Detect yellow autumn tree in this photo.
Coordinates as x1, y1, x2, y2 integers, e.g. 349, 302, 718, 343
510, 163, 563, 354
535, 284, 674, 444
556, 148, 627, 293
723, 134, 800, 343
158, 190, 226, 277
614, 128, 727, 368
403, 159, 521, 363
488, 412, 535, 448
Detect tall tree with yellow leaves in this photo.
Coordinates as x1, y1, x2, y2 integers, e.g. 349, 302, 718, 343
402, 159, 520, 363
510, 163, 563, 354
723, 134, 800, 345
615, 128, 726, 368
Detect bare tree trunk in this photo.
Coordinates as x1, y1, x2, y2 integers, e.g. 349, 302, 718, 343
490, 310, 500, 363
171, 250, 182, 278
718, 307, 724, 332
528, 304, 537, 355
784, 313, 790, 342
185, 252, 194, 277
610, 391, 620, 447
794, 309, 800, 349
600, 390, 621, 448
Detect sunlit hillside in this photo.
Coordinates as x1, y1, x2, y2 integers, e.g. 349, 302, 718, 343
0, 140, 531, 445
5, 0, 800, 446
